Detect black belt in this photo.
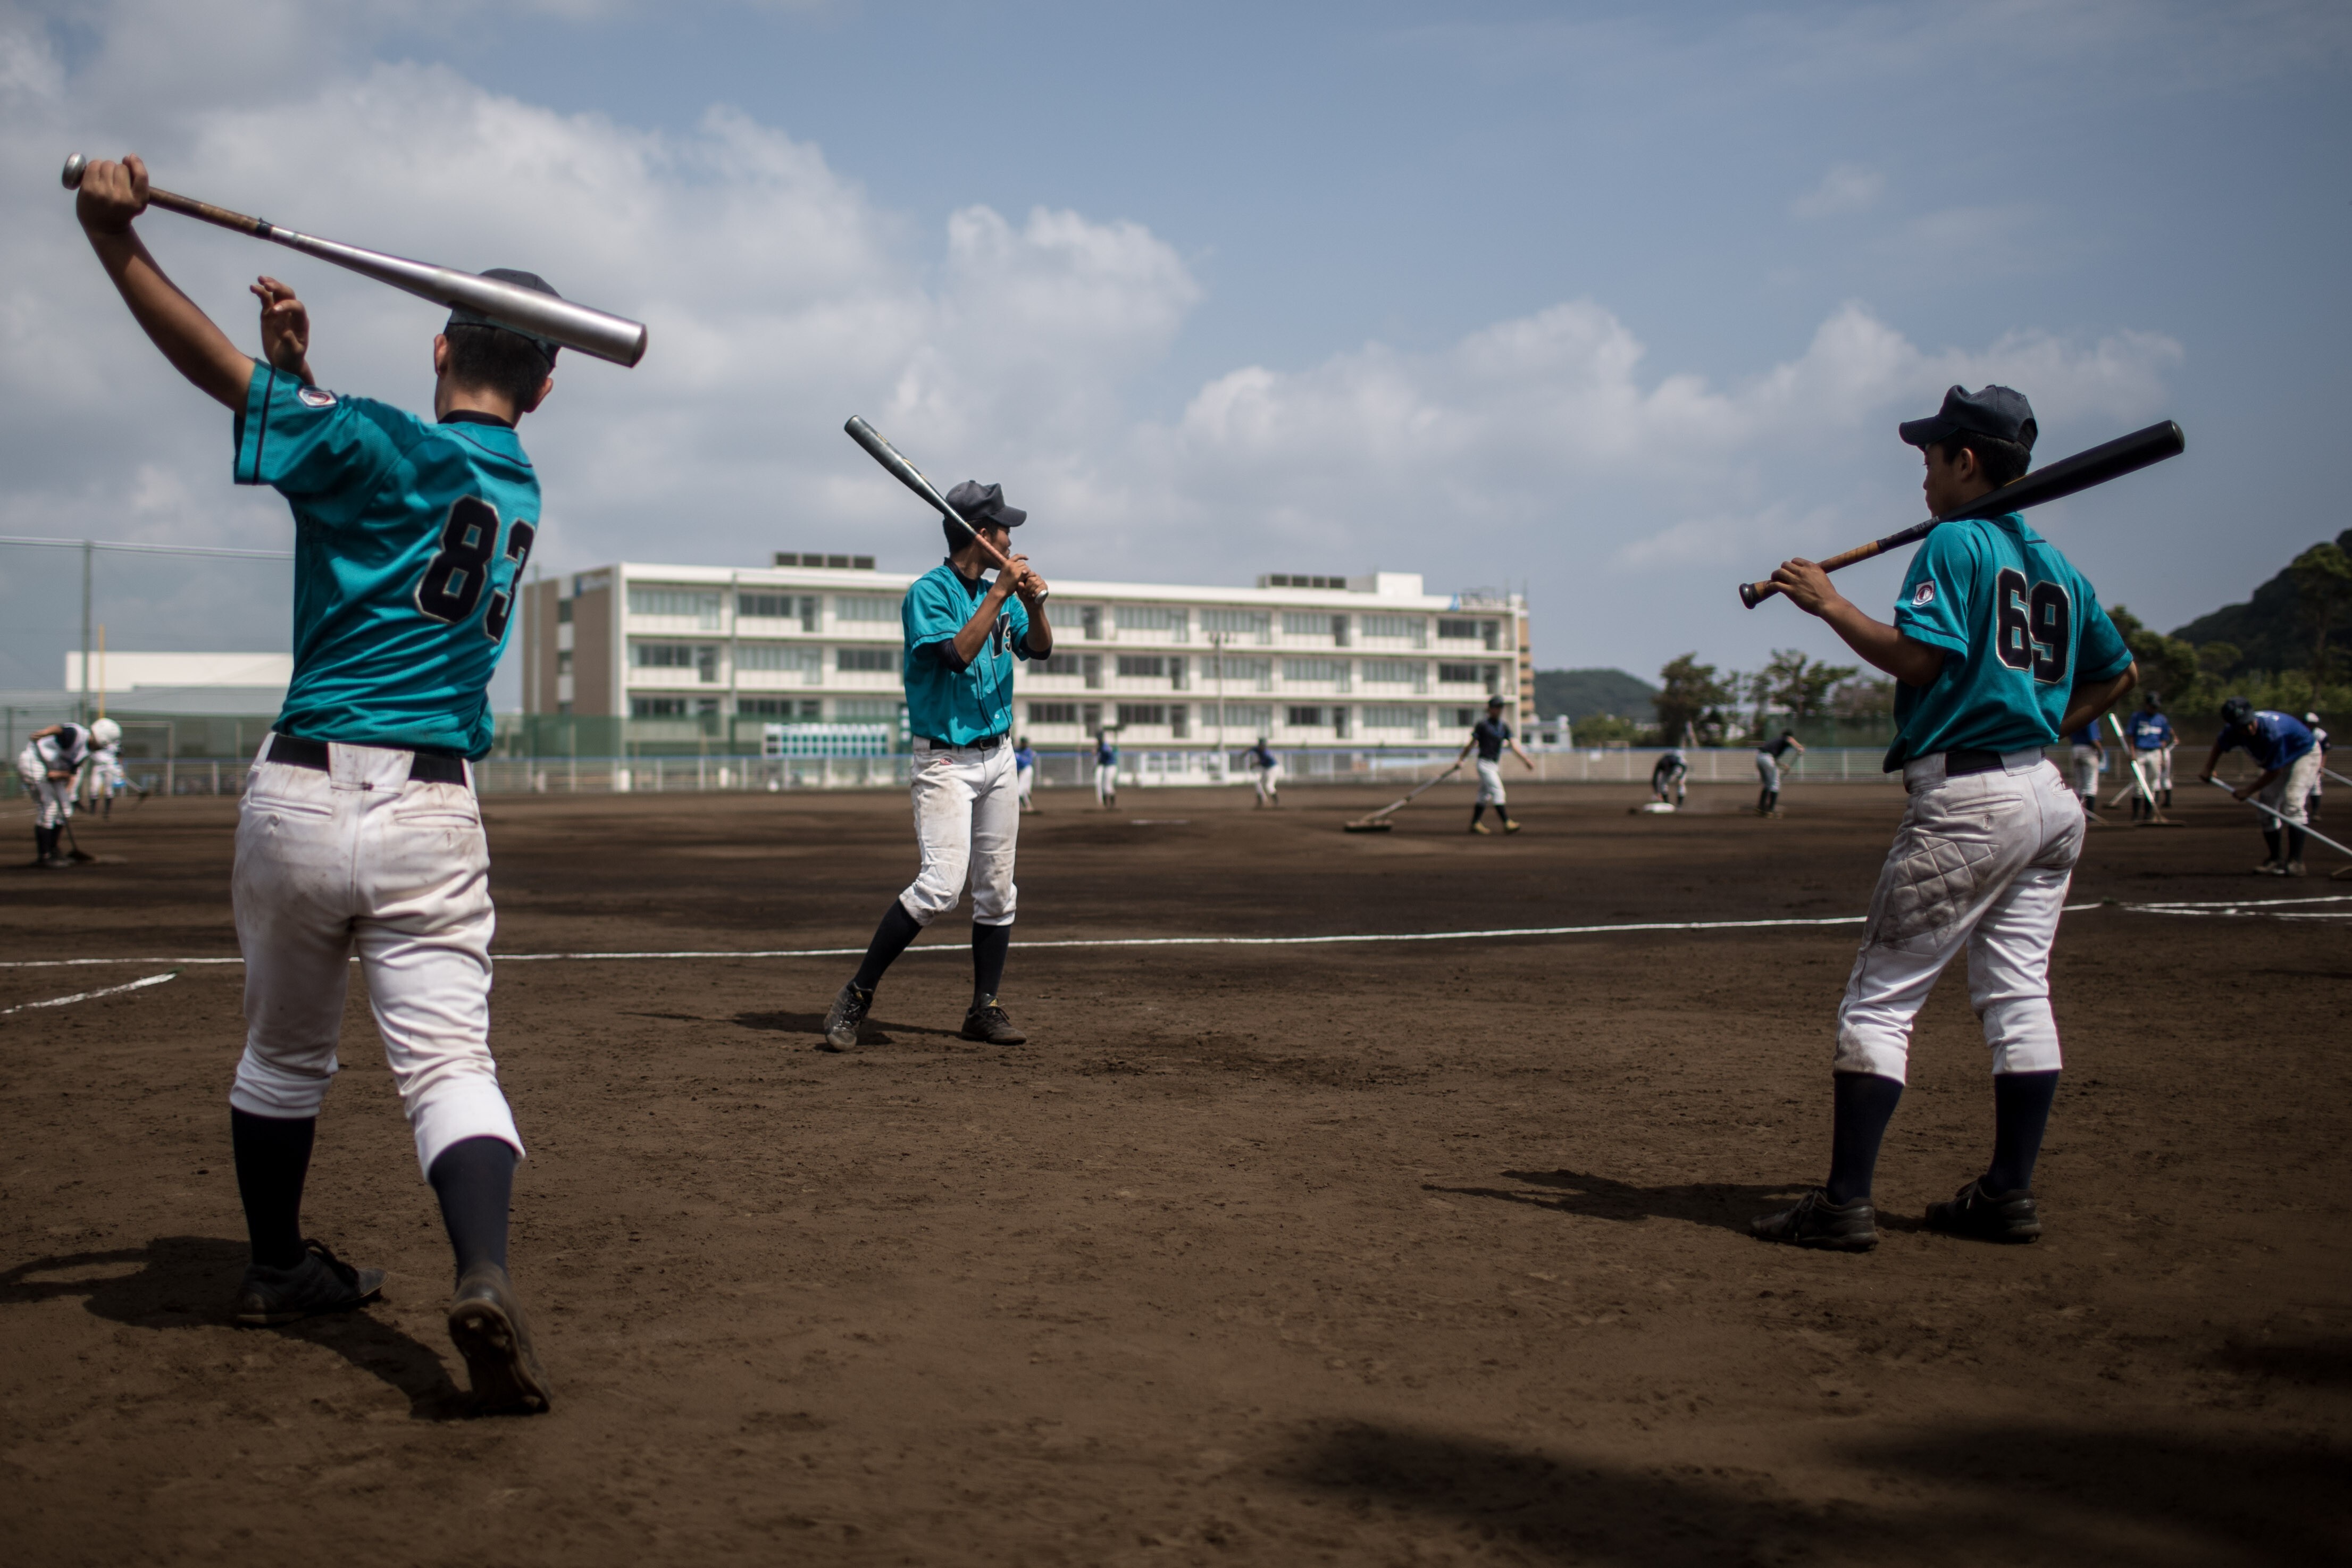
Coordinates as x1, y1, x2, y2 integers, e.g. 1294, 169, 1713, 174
915, 732, 1005, 751
265, 733, 468, 785
1943, 748, 2008, 777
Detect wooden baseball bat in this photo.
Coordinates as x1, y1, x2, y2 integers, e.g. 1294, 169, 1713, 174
1739, 420, 2186, 609
843, 416, 1048, 603
62, 153, 647, 367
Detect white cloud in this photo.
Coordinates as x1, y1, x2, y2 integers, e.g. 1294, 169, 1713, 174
1791, 162, 1884, 218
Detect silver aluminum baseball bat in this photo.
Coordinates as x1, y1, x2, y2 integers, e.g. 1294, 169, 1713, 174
843, 416, 1048, 603
62, 153, 648, 367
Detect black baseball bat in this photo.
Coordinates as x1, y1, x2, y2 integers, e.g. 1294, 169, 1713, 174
843, 416, 1048, 603
1739, 420, 2185, 608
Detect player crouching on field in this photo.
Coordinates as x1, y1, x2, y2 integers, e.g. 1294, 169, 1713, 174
18, 722, 94, 867
77, 155, 551, 1411
822, 483, 1053, 1051
2201, 698, 2319, 876
1750, 385, 2138, 1252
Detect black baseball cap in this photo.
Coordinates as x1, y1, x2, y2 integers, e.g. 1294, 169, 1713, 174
1486, 694, 1507, 708
1899, 384, 2036, 451
945, 480, 1025, 528
447, 269, 563, 365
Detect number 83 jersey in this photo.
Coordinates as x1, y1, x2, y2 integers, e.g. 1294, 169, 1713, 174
1886, 511, 2132, 768
235, 365, 539, 759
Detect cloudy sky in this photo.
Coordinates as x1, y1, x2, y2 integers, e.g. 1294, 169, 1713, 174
2, 0, 2346, 701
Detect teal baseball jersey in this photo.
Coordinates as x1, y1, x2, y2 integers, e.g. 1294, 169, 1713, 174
901, 561, 1034, 744
1886, 513, 2131, 767
233, 365, 538, 758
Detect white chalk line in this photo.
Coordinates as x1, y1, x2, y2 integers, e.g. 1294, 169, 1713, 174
0, 970, 179, 1016
0, 894, 2340, 975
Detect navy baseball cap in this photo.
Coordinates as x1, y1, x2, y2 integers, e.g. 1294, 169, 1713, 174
1899, 384, 2037, 451
447, 269, 563, 365
945, 480, 1025, 528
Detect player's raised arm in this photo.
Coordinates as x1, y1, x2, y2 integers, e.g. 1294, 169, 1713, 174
76, 156, 254, 410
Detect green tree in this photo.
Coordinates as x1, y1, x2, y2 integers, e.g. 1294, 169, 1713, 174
1654, 653, 1733, 745
2106, 605, 2197, 702
2289, 542, 2352, 686
1829, 674, 1895, 720
1756, 648, 1859, 722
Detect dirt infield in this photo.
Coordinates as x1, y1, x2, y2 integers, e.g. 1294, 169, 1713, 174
2, 779, 2346, 1567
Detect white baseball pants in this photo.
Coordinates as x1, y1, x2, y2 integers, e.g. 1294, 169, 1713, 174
2145, 745, 2174, 793
2071, 744, 2101, 798
902, 737, 1019, 926
28, 774, 74, 828
1475, 758, 1507, 804
1255, 761, 1281, 803
2257, 749, 2322, 828
1833, 752, 2084, 1084
1017, 766, 1035, 806
1095, 761, 1115, 804
229, 740, 521, 1177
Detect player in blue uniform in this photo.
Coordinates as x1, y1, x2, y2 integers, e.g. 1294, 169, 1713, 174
76, 154, 555, 1410
2124, 694, 2176, 820
2200, 700, 2318, 875
1095, 730, 1120, 810
1751, 384, 2138, 1251
823, 483, 1052, 1050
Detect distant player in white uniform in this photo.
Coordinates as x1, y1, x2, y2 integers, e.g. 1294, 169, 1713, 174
2305, 712, 2329, 823
1650, 747, 1689, 807
1750, 384, 2138, 1252
822, 482, 1052, 1052
77, 154, 557, 1411
1755, 730, 1804, 816
1014, 735, 1039, 813
17, 722, 93, 867
1248, 738, 1282, 807
1456, 694, 1533, 834
2066, 720, 2105, 815
84, 717, 128, 816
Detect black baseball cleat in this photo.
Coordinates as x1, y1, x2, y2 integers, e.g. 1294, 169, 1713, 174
446, 1262, 553, 1415
821, 982, 872, 1052
1750, 1189, 1878, 1252
1924, 1177, 2041, 1244
232, 1239, 386, 1326
960, 999, 1027, 1046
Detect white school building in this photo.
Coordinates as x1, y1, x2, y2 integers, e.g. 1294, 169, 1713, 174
519, 554, 1531, 753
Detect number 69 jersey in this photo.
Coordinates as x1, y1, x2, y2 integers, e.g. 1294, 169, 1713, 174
1885, 510, 2132, 768
234, 365, 537, 758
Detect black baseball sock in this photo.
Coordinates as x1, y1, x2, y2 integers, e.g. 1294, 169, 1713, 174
852, 900, 925, 991
1758, 789, 1770, 812
971, 921, 1010, 1009
1823, 1071, 1904, 1207
230, 1109, 315, 1270
1985, 1070, 2060, 1194
1496, 804, 1514, 826
2287, 826, 2308, 862
428, 1136, 517, 1280
2262, 827, 2282, 863
1470, 803, 1486, 825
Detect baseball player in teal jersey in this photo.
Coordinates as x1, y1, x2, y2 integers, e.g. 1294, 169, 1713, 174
77, 155, 554, 1411
823, 483, 1052, 1051
1751, 385, 2138, 1252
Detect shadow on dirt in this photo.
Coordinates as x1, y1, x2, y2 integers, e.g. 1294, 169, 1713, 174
2210, 1335, 2352, 1388
1426, 1169, 1802, 1236
1279, 1418, 2352, 1567
732, 1009, 969, 1045
0, 1236, 466, 1419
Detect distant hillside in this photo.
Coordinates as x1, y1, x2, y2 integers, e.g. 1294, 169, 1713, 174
1534, 667, 1658, 721
2171, 526, 2352, 672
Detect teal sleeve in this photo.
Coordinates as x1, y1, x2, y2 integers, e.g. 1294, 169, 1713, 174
232, 367, 407, 522
1891, 527, 1971, 655
902, 574, 967, 651
2074, 586, 2133, 683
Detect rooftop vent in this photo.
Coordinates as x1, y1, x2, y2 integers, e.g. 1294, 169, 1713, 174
774, 552, 876, 570
1258, 573, 1348, 590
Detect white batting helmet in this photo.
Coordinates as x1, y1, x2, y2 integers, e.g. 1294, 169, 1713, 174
91, 718, 121, 745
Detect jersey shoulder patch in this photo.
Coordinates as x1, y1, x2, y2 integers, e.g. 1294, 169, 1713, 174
1911, 581, 1936, 607
296, 385, 338, 408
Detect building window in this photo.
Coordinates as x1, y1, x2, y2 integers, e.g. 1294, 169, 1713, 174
1362, 705, 1429, 737
1170, 704, 1189, 738
1452, 707, 1483, 727
1333, 707, 1351, 740
556, 650, 572, 675
1117, 703, 1167, 727
1116, 655, 1166, 679
633, 642, 719, 681
1200, 608, 1273, 644
1081, 703, 1102, 732
738, 697, 823, 718
1031, 652, 1083, 677
773, 552, 875, 569
833, 595, 900, 623
1360, 658, 1428, 693
1441, 662, 1503, 689
1115, 605, 1188, 642
739, 592, 821, 631
631, 695, 689, 718
1079, 606, 1102, 640
1286, 705, 1327, 728
1169, 655, 1188, 691
1083, 654, 1103, 690
834, 698, 899, 721
836, 646, 898, 673
736, 643, 825, 683
1210, 703, 1273, 734
1435, 617, 1503, 650
1029, 702, 1081, 725
1209, 656, 1274, 691
1359, 613, 1427, 647
1280, 611, 1336, 637
628, 586, 724, 627
556, 598, 573, 625
1283, 657, 1350, 689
